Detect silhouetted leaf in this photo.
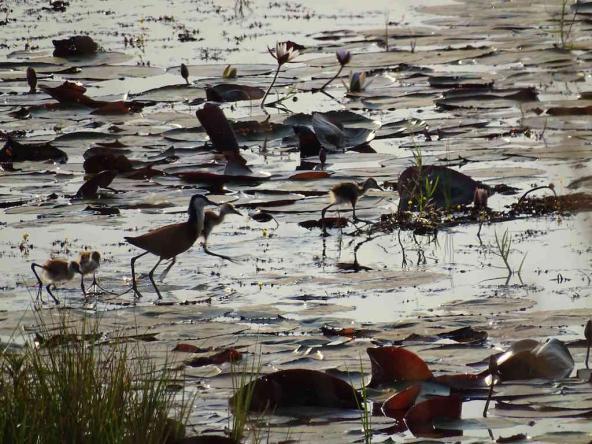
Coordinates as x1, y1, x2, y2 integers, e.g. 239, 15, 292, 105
230, 369, 361, 412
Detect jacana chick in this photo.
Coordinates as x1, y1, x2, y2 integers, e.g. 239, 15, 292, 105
321, 178, 383, 235
31, 258, 81, 304
78, 250, 101, 297
158, 203, 242, 279
125, 194, 217, 299
201, 203, 242, 261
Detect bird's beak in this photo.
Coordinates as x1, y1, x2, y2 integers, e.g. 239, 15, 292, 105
232, 208, 243, 216
376, 184, 384, 191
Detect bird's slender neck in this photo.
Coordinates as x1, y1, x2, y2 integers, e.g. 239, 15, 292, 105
188, 203, 206, 226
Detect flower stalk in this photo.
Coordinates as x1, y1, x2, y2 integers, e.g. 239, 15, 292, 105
319, 48, 351, 91
261, 41, 299, 108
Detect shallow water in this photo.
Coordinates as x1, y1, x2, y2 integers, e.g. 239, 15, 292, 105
1, 0, 592, 441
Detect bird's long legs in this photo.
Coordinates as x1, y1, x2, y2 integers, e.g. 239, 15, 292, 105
80, 275, 88, 300
158, 257, 176, 281
130, 251, 149, 299
203, 245, 236, 262
31, 263, 44, 303
46, 284, 60, 305
148, 258, 163, 299
321, 203, 335, 236
88, 273, 120, 296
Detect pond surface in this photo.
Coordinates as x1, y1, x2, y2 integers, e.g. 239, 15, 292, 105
1, 0, 592, 442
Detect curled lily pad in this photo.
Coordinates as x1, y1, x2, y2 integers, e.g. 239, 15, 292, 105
404, 395, 463, 437
75, 170, 117, 199
398, 165, 488, 212
205, 83, 265, 102
494, 338, 574, 381
83, 153, 132, 174
367, 346, 433, 387
52, 35, 98, 57
229, 369, 361, 412
0, 136, 67, 163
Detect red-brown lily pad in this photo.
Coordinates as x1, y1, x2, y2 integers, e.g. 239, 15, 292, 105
404, 395, 463, 437
367, 346, 433, 387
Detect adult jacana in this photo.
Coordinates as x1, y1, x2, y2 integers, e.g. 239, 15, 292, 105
321, 178, 383, 235
125, 194, 217, 299
78, 250, 101, 296
31, 258, 81, 304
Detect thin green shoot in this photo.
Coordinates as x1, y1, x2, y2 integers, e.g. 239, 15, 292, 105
229, 349, 262, 442
355, 355, 372, 444
559, 0, 577, 49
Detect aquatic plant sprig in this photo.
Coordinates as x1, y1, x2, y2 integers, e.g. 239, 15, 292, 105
585, 319, 591, 369
319, 48, 351, 91
261, 41, 299, 108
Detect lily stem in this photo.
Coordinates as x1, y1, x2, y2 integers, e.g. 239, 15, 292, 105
483, 378, 495, 418
319, 65, 344, 91
261, 64, 281, 108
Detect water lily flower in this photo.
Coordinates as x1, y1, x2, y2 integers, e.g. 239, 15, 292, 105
268, 41, 300, 66
347, 71, 370, 93
319, 48, 352, 91
336, 48, 351, 66
261, 41, 300, 108
223, 64, 237, 79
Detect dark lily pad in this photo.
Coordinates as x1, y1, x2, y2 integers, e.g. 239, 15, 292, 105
0, 136, 67, 163
397, 165, 488, 212
205, 83, 265, 102
52, 35, 98, 57
230, 369, 361, 412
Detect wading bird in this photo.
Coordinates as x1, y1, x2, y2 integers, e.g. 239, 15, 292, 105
321, 178, 383, 235
78, 250, 101, 296
202, 203, 242, 261
125, 194, 217, 299
31, 258, 81, 304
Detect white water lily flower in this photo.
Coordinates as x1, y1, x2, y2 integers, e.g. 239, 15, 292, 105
269, 41, 299, 66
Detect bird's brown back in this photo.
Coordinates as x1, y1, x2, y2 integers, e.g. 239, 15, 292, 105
79, 251, 100, 274
125, 222, 199, 259
330, 182, 360, 204
42, 259, 71, 281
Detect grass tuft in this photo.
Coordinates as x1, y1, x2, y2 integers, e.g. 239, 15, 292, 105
0, 313, 192, 444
